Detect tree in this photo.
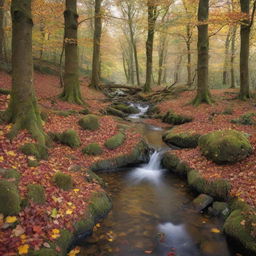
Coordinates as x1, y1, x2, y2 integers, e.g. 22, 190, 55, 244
61, 0, 83, 104
192, 0, 212, 105
3, 0, 46, 144
90, 0, 102, 90
230, 25, 237, 88
144, 0, 158, 92
0, 0, 4, 62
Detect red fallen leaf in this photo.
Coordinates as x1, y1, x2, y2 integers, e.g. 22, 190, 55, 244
167, 252, 176, 256
33, 225, 42, 233
144, 250, 153, 254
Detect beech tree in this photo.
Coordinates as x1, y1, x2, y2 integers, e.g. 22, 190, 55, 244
192, 0, 212, 106
61, 0, 83, 104
3, 0, 45, 144
0, 0, 4, 62
90, 0, 102, 90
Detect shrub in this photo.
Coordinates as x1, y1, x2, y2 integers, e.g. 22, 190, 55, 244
27, 184, 46, 204
82, 143, 103, 156
104, 133, 125, 150
59, 130, 81, 148
53, 172, 73, 191
78, 114, 99, 131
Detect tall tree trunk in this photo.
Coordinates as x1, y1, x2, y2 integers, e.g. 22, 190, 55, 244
0, 0, 4, 62
3, 0, 45, 144
158, 35, 168, 85
192, 0, 212, 105
239, 0, 250, 99
39, 18, 45, 71
186, 25, 192, 85
230, 25, 237, 88
61, 0, 83, 104
223, 28, 231, 86
144, 1, 157, 92
90, 0, 102, 90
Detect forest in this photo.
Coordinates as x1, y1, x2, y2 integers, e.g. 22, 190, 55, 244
0, 0, 256, 256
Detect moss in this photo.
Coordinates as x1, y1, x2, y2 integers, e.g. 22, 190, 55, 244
56, 229, 74, 256
212, 202, 230, 218
0, 180, 21, 216
222, 107, 234, 115
56, 110, 77, 117
28, 159, 40, 167
162, 110, 193, 125
27, 184, 45, 205
175, 161, 191, 177
231, 113, 256, 125
59, 130, 81, 148
161, 152, 180, 170
163, 130, 201, 148
104, 133, 125, 150
2, 169, 21, 184
86, 169, 105, 186
0, 88, 10, 95
187, 170, 207, 193
79, 108, 90, 115
32, 248, 57, 256
53, 172, 73, 191
78, 114, 99, 131
20, 143, 48, 160
105, 107, 127, 118
40, 111, 49, 121
199, 129, 253, 164
147, 105, 160, 116
224, 209, 256, 254
74, 214, 94, 235
112, 104, 139, 114
82, 143, 102, 156
206, 179, 231, 200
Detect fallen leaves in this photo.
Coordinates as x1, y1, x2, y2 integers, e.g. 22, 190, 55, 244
18, 244, 29, 255
5, 216, 17, 224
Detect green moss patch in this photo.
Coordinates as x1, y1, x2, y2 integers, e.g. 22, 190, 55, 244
1, 169, 21, 184
86, 169, 105, 186
112, 103, 139, 114
59, 130, 81, 148
162, 110, 193, 125
0, 180, 21, 216
27, 184, 45, 205
163, 130, 201, 148
89, 192, 112, 218
105, 107, 127, 118
161, 152, 180, 170
20, 143, 48, 160
78, 114, 99, 131
53, 172, 73, 191
231, 113, 256, 126
56, 229, 74, 256
104, 133, 125, 150
32, 248, 58, 256
199, 129, 253, 164
82, 143, 103, 156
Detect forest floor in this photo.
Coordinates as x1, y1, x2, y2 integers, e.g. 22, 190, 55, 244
0, 71, 142, 255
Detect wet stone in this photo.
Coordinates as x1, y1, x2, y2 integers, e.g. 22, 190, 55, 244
192, 194, 214, 212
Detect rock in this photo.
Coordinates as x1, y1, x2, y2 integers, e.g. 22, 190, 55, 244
192, 194, 213, 212
162, 110, 193, 125
1, 169, 21, 184
104, 133, 125, 150
105, 106, 128, 118
86, 169, 105, 186
199, 129, 253, 164
59, 129, 81, 148
79, 108, 90, 115
208, 201, 230, 219
161, 152, 180, 170
20, 143, 48, 160
163, 130, 201, 148
27, 184, 45, 205
112, 103, 139, 114
231, 113, 256, 125
78, 114, 99, 131
175, 161, 192, 176
82, 143, 103, 156
53, 172, 73, 191
0, 180, 21, 216
146, 105, 160, 116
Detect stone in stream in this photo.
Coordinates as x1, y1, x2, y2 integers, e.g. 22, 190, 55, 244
192, 194, 214, 212
208, 201, 230, 219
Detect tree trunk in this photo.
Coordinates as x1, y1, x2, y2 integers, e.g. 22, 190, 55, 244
223, 28, 231, 86
239, 0, 250, 100
0, 0, 4, 62
230, 25, 237, 88
90, 0, 102, 90
61, 0, 83, 104
158, 35, 168, 85
186, 25, 192, 85
3, 0, 46, 144
192, 0, 212, 106
144, 2, 157, 93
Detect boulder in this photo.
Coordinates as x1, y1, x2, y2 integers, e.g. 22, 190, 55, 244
192, 194, 214, 212
82, 143, 103, 156
78, 115, 99, 131
59, 130, 81, 148
208, 201, 230, 219
104, 133, 125, 150
53, 172, 73, 191
105, 107, 127, 118
199, 129, 253, 164
162, 110, 193, 125
27, 184, 45, 205
163, 130, 201, 148
161, 152, 180, 170
112, 103, 139, 114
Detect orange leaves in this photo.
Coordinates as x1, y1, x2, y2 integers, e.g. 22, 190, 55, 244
18, 244, 30, 255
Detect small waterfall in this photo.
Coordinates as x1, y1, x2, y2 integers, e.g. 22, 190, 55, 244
129, 103, 149, 119
128, 150, 165, 184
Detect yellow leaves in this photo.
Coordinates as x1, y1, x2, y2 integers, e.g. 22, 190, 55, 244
51, 229, 60, 239
66, 209, 73, 215
51, 208, 58, 218
73, 189, 80, 193
211, 228, 221, 233
18, 244, 29, 255
6, 150, 16, 157
0, 156, 4, 162
240, 220, 246, 226
68, 247, 80, 256
5, 216, 17, 223
0, 130, 3, 136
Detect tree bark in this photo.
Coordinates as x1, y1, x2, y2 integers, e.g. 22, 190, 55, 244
186, 25, 193, 85
144, 1, 158, 92
90, 0, 102, 90
192, 0, 212, 105
230, 25, 237, 88
0, 0, 4, 62
3, 0, 46, 144
239, 0, 250, 99
223, 28, 231, 86
61, 0, 83, 104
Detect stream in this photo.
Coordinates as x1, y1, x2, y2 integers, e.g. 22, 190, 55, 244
80, 103, 235, 256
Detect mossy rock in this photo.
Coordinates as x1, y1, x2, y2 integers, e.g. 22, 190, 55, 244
56, 110, 77, 117
222, 107, 234, 115
79, 108, 90, 115
112, 103, 139, 114
1, 169, 21, 184
20, 143, 48, 160
74, 214, 94, 235
56, 229, 74, 256
147, 105, 160, 116
32, 248, 57, 256
162, 110, 193, 125
161, 152, 180, 170
105, 133, 125, 150
86, 169, 105, 186
199, 129, 253, 164
82, 143, 102, 156
78, 114, 99, 131
27, 184, 45, 205
105, 107, 127, 118
210, 201, 230, 218
59, 130, 81, 148
28, 159, 40, 167
53, 172, 73, 191
175, 161, 192, 177
163, 130, 201, 148
192, 194, 213, 212
231, 113, 256, 126
187, 170, 207, 193
224, 209, 256, 254
0, 180, 21, 216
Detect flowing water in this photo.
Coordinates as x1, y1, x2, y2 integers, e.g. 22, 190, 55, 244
79, 104, 235, 256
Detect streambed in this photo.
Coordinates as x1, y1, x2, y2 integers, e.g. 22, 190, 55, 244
79, 104, 235, 256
